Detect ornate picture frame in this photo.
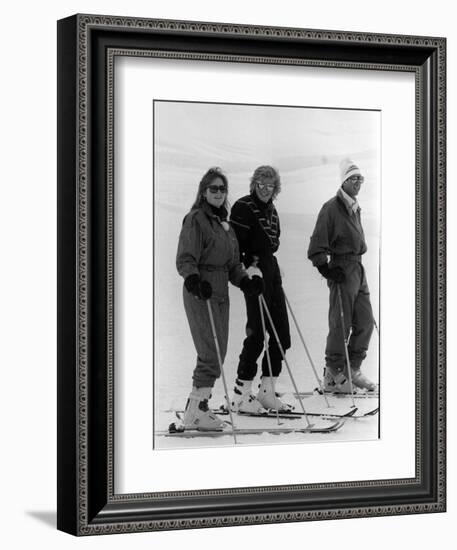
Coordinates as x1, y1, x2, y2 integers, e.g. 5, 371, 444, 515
57, 14, 446, 535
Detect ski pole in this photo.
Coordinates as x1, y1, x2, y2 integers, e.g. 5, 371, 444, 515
282, 291, 331, 408
259, 294, 312, 427
206, 299, 238, 445
258, 295, 281, 426
336, 285, 356, 408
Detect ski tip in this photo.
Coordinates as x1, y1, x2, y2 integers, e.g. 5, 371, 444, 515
332, 420, 344, 432
364, 407, 379, 417
306, 419, 346, 433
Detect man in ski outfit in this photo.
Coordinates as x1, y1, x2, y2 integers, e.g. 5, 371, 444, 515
307, 158, 377, 392
229, 165, 292, 412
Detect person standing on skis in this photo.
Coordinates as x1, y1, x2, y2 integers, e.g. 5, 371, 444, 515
229, 165, 292, 413
307, 158, 377, 393
175, 167, 264, 431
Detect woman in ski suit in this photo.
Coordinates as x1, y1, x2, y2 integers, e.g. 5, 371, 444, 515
229, 165, 292, 413
175, 167, 264, 431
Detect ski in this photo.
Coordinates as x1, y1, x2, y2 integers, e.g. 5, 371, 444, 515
164, 405, 358, 420
358, 406, 379, 417
215, 405, 359, 419
294, 389, 379, 399
165, 407, 300, 420
229, 405, 378, 419
160, 419, 345, 438
290, 392, 379, 417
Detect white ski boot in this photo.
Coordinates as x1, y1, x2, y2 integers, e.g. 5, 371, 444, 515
257, 376, 294, 412
178, 387, 226, 431
323, 367, 352, 393
323, 367, 378, 393
231, 379, 267, 414
351, 369, 378, 392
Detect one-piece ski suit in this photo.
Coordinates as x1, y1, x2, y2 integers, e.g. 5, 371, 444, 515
176, 202, 246, 387
307, 188, 374, 373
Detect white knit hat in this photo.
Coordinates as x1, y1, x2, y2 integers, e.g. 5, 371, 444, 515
340, 158, 362, 184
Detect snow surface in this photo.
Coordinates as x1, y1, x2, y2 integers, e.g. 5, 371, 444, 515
153, 174, 380, 450
152, 103, 380, 450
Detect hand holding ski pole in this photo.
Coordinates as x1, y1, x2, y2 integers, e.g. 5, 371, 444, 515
246, 265, 263, 279
184, 274, 213, 300
240, 276, 264, 297
242, 256, 265, 297
318, 263, 346, 283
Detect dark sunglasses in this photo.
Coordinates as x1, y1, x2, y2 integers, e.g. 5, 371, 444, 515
207, 185, 227, 194
347, 176, 364, 184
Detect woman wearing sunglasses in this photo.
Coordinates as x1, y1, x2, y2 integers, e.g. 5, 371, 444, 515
229, 165, 292, 413
175, 167, 264, 431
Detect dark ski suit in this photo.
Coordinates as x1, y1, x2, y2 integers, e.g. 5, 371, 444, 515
307, 188, 374, 374
230, 193, 291, 380
176, 202, 246, 388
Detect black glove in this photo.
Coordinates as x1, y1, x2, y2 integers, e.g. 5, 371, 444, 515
184, 274, 213, 299
317, 263, 346, 284
240, 276, 264, 297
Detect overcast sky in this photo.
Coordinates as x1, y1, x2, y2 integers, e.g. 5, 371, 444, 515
154, 100, 380, 217
155, 101, 378, 167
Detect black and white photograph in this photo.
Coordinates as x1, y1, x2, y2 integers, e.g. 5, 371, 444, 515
153, 100, 381, 449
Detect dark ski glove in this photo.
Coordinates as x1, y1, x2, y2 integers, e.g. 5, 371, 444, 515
184, 274, 213, 299
317, 263, 346, 284
240, 276, 264, 297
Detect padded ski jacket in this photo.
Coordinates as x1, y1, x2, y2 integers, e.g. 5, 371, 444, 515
308, 188, 368, 267
176, 202, 246, 298
230, 193, 281, 282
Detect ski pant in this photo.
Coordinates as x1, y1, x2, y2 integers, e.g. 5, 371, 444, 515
237, 282, 291, 380
325, 259, 374, 373
183, 287, 229, 388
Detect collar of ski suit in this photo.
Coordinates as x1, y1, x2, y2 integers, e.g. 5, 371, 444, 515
338, 187, 360, 215
201, 201, 228, 222
250, 192, 274, 212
